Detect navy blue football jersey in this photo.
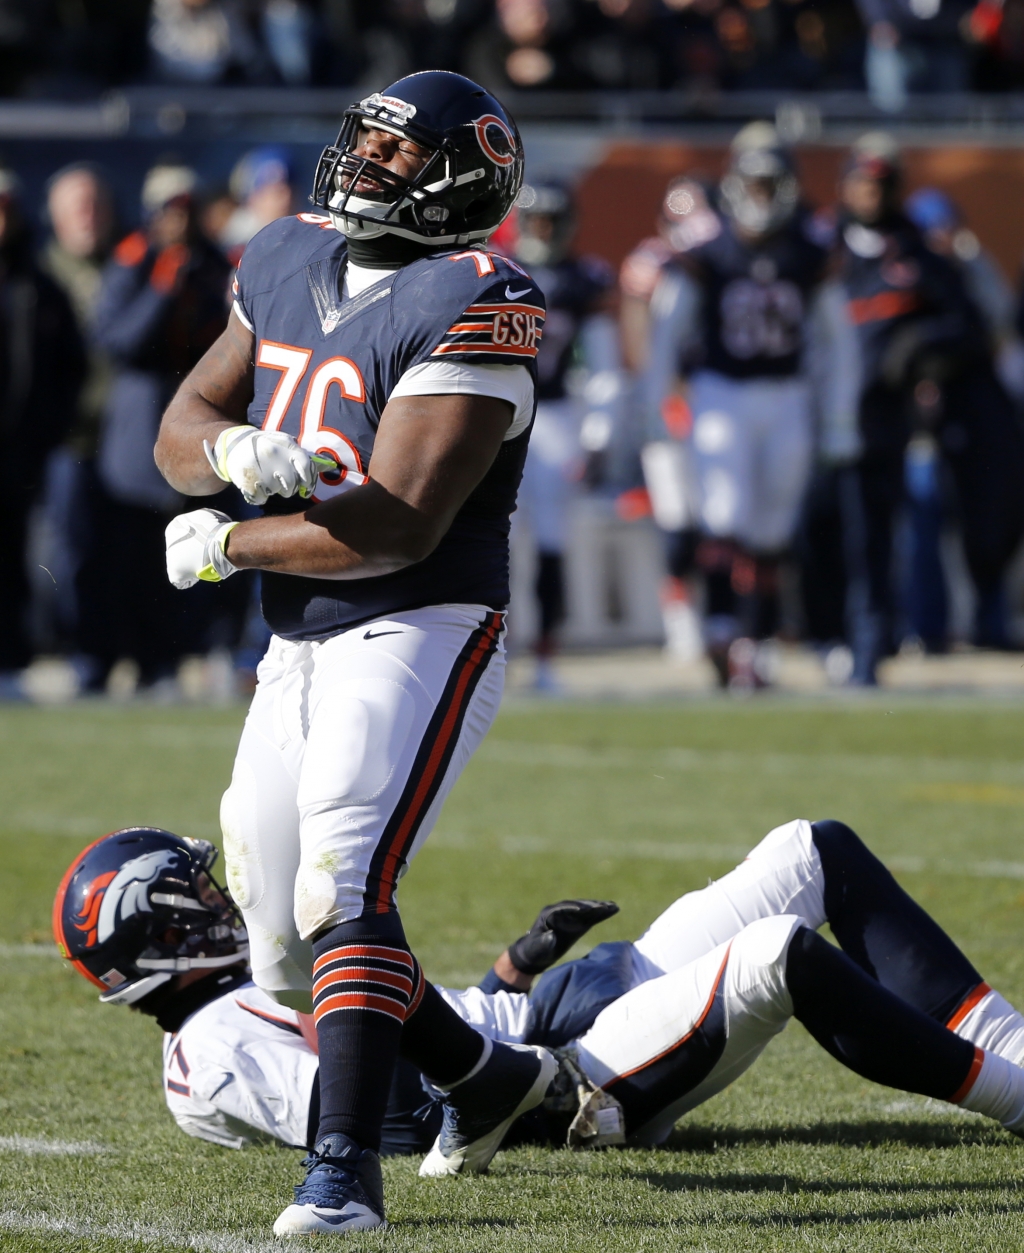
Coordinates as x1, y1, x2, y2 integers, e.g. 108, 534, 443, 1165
675, 209, 829, 380
233, 213, 545, 640
529, 256, 612, 401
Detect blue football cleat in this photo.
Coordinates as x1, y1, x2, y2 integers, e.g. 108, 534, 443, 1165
273, 1133, 385, 1237
419, 1040, 557, 1176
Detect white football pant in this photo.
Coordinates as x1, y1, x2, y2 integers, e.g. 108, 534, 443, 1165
575, 818, 826, 1143
516, 399, 579, 553
220, 604, 506, 1012
690, 370, 813, 552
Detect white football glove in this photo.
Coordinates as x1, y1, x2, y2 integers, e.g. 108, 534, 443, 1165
204, 425, 322, 507
165, 509, 240, 590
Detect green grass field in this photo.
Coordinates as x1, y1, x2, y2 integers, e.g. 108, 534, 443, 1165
3, 697, 1024, 1251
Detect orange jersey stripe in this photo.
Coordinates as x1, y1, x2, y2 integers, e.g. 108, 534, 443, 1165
847, 290, 920, 326
465, 302, 545, 316
431, 342, 538, 357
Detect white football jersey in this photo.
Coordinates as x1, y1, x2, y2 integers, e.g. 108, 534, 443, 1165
161, 979, 532, 1150
162, 982, 318, 1150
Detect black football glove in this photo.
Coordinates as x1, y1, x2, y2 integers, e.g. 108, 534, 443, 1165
507, 899, 620, 976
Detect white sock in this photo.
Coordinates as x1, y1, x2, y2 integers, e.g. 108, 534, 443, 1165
955, 1048, 1024, 1132
950, 984, 1024, 1067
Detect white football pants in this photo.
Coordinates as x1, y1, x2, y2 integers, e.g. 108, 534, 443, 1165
690, 370, 813, 552
516, 399, 579, 553
220, 604, 506, 1012
575, 818, 826, 1144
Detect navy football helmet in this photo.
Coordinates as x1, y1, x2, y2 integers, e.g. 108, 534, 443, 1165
719, 122, 799, 239
53, 827, 247, 1006
514, 181, 575, 267
311, 71, 523, 247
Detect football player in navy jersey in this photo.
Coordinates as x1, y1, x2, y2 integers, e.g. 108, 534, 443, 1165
830, 133, 1020, 682
511, 181, 616, 688
642, 123, 859, 686
153, 72, 557, 1236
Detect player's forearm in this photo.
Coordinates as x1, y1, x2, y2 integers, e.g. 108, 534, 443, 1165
492, 951, 533, 992
224, 481, 445, 579
156, 388, 238, 495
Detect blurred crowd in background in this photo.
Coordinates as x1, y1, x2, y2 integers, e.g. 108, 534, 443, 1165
7, 0, 1024, 108
1, 123, 1024, 700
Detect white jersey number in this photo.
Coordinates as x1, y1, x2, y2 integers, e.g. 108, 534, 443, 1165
719, 280, 804, 361
256, 340, 366, 502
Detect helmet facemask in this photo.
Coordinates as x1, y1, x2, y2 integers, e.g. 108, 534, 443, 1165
513, 182, 574, 267
720, 148, 799, 239
313, 107, 488, 246
310, 81, 522, 248
98, 848, 248, 1006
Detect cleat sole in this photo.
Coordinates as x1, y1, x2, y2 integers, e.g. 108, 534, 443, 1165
272, 1202, 384, 1237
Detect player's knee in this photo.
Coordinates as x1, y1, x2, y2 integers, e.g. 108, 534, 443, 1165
220, 768, 262, 912
810, 819, 868, 871
747, 817, 816, 864
294, 857, 343, 940
729, 915, 807, 1020
248, 930, 314, 1012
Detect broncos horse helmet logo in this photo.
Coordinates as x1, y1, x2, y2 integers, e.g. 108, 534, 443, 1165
73, 850, 181, 948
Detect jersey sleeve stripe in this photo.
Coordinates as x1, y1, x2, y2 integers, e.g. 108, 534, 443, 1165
232, 301, 254, 333
465, 303, 546, 316
431, 342, 539, 358
431, 299, 545, 360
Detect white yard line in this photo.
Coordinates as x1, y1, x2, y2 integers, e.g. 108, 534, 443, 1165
0, 1210, 288, 1253
434, 830, 1024, 878
0, 1137, 109, 1155
478, 739, 1024, 785
0, 943, 61, 957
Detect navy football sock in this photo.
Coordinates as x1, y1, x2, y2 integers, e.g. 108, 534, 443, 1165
400, 977, 485, 1085
312, 913, 412, 1152
811, 819, 982, 1024
786, 926, 975, 1099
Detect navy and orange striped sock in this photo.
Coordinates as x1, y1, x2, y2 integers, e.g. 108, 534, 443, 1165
400, 974, 485, 1086
312, 919, 413, 1151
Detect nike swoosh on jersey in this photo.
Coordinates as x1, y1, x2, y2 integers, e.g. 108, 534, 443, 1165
364, 629, 404, 639
505, 285, 531, 300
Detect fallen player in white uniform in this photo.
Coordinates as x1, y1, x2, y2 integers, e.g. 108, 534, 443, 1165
55, 819, 1024, 1165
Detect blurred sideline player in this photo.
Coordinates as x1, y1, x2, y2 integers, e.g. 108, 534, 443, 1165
510, 181, 617, 689
153, 71, 555, 1236
56, 822, 1024, 1161
619, 177, 706, 661
642, 123, 859, 686
822, 134, 1024, 681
